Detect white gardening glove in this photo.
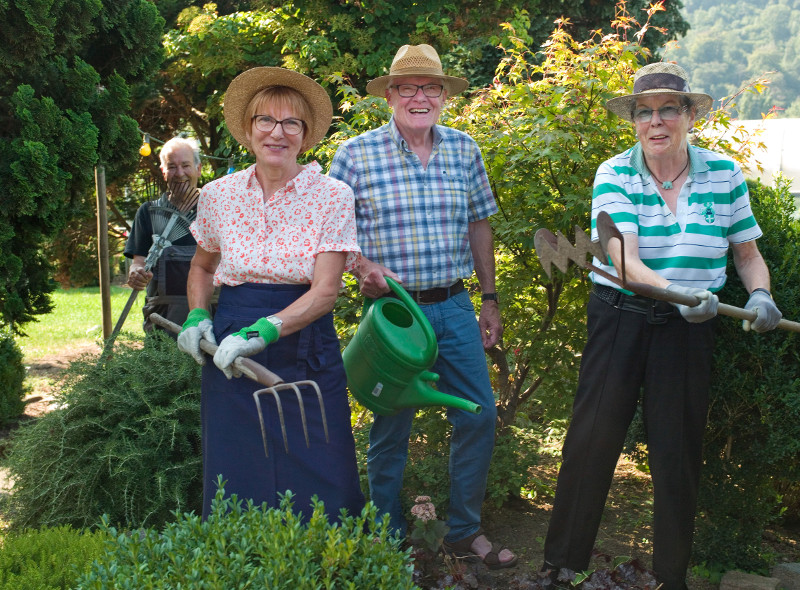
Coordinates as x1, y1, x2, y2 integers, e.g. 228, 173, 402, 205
177, 309, 216, 365
743, 289, 782, 332
666, 283, 719, 323
213, 317, 280, 379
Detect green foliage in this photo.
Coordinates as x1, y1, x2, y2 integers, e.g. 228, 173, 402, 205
0, 0, 164, 333
0, 328, 27, 425
693, 176, 800, 571
77, 483, 417, 589
667, 0, 800, 119
4, 332, 202, 530
0, 525, 109, 590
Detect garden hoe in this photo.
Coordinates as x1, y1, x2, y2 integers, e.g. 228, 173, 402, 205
149, 313, 330, 457
535, 211, 800, 333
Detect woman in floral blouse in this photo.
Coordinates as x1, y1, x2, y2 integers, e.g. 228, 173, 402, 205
177, 67, 364, 519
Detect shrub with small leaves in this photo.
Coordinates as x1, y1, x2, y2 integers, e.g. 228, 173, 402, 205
77, 481, 418, 590
0, 328, 27, 425
4, 331, 202, 530
0, 525, 109, 590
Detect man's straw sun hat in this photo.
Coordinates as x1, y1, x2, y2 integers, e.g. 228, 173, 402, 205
605, 62, 714, 122
366, 44, 469, 97
224, 67, 333, 152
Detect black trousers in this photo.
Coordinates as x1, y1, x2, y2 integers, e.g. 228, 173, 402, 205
544, 293, 716, 590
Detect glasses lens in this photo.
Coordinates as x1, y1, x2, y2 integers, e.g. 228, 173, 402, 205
633, 109, 653, 123
254, 116, 277, 132
281, 119, 304, 135
659, 106, 681, 120
396, 85, 416, 97
422, 84, 443, 97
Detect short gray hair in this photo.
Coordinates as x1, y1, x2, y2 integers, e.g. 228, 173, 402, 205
159, 137, 201, 169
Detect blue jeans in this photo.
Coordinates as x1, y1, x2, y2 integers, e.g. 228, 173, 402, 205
367, 290, 498, 542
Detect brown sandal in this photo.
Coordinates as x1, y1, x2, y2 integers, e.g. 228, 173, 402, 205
442, 527, 519, 570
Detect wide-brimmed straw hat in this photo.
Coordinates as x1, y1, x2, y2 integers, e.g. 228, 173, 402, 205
605, 62, 714, 122
223, 67, 333, 152
366, 44, 469, 97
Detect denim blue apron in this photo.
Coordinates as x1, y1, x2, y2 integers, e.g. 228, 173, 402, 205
201, 282, 364, 520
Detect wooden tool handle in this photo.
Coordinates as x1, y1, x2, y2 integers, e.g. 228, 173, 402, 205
625, 282, 800, 333
149, 313, 285, 386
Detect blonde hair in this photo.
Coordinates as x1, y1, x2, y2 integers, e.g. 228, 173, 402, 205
243, 86, 312, 150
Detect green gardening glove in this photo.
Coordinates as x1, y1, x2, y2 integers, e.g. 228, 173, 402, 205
213, 316, 281, 379
177, 308, 216, 365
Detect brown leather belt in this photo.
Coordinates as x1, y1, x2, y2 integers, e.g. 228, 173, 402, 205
388, 279, 465, 305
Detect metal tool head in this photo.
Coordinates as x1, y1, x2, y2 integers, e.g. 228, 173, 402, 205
253, 380, 329, 458
535, 225, 607, 278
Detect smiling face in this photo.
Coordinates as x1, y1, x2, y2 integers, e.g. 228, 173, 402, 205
161, 144, 201, 190
386, 76, 447, 139
634, 94, 696, 163
245, 88, 309, 171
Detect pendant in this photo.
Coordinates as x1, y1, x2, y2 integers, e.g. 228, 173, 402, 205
661, 181, 673, 189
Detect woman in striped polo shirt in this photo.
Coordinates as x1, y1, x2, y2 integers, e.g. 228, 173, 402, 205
541, 62, 782, 590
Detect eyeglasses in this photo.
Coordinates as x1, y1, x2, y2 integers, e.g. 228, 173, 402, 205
251, 115, 305, 136
390, 83, 444, 98
632, 105, 689, 123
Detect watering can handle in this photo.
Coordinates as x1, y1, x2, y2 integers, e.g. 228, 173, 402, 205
362, 277, 438, 346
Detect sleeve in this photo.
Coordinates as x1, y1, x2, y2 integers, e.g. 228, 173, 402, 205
316, 179, 361, 272
590, 159, 639, 240
466, 137, 498, 222
123, 203, 154, 258
726, 162, 763, 243
328, 144, 358, 190
189, 186, 220, 253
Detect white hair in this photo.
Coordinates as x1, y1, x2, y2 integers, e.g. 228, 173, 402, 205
159, 137, 201, 169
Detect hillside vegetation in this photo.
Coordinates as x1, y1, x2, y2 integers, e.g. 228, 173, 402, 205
667, 0, 800, 119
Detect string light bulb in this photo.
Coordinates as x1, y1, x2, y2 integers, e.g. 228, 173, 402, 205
139, 133, 151, 157
227, 157, 235, 175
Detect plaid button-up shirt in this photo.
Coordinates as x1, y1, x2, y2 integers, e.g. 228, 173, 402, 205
328, 117, 497, 291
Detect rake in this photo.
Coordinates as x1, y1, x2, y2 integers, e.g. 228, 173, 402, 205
149, 313, 330, 457
103, 180, 201, 353
534, 211, 800, 333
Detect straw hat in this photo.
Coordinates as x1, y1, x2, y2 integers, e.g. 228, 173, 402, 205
366, 44, 469, 97
605, 62, 714, 122
223, 67, 333, 152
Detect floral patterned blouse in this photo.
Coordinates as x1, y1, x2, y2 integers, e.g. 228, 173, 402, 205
191, 161, 360, 286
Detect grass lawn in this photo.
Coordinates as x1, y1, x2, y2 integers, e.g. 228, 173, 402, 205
16, 286, 146, 360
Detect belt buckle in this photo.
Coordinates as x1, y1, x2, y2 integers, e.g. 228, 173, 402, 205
647, 301, 668, 325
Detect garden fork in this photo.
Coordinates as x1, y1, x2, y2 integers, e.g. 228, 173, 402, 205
534, 211, 800, 332
150, 313, 330, 456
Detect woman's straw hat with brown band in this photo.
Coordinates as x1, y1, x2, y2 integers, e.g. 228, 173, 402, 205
606, 62, 714, 122
366, 44, 469, 97
224, 67, 333, 152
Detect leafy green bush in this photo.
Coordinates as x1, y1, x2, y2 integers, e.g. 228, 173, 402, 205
693, 177, 800, 571
4, 331, 202, 530
0, 525, 108, 590
77, 483, 417, 590
0, 328, 27, 425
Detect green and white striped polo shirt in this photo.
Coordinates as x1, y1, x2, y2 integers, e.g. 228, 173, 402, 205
590, 143, 762, 292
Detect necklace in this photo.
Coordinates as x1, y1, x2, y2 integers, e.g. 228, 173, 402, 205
649, 159, 689, 190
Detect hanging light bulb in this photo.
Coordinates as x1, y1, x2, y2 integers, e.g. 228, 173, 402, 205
227, 157, 235, 175
139, 133, 151, 157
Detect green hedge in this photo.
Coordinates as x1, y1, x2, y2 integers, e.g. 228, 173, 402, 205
77, 483, 417, 589
0, 525, 108, 590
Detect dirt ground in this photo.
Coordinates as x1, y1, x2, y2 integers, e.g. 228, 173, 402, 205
6, 344, 800, 589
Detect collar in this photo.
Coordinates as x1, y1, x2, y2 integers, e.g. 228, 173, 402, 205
243, 161, 322, 193
629, 142, 708, 181
388, 117, 442, 153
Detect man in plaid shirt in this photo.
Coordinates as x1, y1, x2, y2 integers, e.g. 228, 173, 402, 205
329, 44, 517, 569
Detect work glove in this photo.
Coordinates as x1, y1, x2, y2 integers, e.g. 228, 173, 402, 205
213, 317, 281, 379
743, 289, 782, 333
177, 308, 216, 365
666, 283, 719, 323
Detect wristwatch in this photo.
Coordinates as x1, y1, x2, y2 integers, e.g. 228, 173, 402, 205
266, 315, 283, 335
481, 293, 499, 303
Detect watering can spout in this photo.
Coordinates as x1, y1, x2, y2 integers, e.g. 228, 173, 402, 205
403, 371, 482, 414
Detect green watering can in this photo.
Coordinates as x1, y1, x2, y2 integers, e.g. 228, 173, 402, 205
343, 277, 482, 416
